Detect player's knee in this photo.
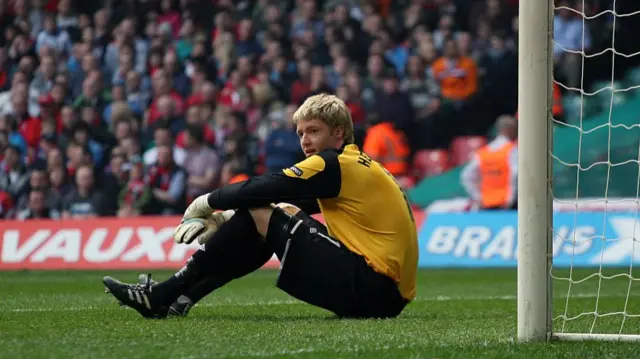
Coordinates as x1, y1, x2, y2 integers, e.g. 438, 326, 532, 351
248, 208, 273, 237
275, 202, 301, 216
248, 204, 300, 239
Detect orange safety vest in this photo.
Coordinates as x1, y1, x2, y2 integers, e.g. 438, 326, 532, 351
363, 122, 409, 176
478, 141, 516, 208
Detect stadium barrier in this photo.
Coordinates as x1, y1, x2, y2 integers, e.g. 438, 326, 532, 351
0, 216, 238, 270
2, 203, 637, 270
0, 211, 427, 270
420, 210, 640, 268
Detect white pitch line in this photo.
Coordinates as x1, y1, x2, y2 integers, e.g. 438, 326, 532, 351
6, 292, 625, 313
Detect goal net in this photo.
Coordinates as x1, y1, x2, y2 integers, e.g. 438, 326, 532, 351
518, 0, 640, 341
549, 0, 640, 341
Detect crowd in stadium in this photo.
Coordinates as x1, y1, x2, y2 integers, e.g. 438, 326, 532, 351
0, 0, 612, 220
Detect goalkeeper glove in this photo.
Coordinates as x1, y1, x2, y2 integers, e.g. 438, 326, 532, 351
173, 210, 236, 245
182, 193, 215, 221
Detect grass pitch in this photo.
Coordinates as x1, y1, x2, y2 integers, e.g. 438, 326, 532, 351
1, 268, 640, 359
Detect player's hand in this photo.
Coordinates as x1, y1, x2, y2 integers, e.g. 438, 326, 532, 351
182, 193, 215, 221
173, 210, 236, 245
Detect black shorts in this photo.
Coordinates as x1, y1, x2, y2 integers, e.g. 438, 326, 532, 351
266, 207, 408, 319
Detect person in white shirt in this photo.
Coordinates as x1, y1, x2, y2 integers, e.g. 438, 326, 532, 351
143, 125, 187, 167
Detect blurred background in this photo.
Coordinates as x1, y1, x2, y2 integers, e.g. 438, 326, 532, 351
1, 0, 639, 221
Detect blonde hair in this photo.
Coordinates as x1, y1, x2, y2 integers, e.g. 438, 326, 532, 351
292, 93, 354, 144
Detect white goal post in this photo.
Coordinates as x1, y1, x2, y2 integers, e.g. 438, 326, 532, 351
517, 0, 553, 343
517, 0, 640, 342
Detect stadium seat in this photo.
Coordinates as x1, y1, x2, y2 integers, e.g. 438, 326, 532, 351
624, 67, 640, 99
450, 136, 487, 166
396, 175, 416, 190
562, 94, 594, 124
412, 149, 451, 179
589, 80, 628, 111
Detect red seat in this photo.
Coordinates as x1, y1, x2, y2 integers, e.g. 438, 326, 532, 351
412, 149, 451, 179
396, 175, 416, 190
450, 136, 487, 166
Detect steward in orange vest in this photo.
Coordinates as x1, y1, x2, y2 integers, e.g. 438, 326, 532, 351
461, 115, 518, 210
362, 121, 410, 176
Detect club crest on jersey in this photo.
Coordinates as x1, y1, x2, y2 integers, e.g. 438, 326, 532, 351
289, 166, 303, 177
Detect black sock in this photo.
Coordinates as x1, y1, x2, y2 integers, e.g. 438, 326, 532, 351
153, 209, 273, 306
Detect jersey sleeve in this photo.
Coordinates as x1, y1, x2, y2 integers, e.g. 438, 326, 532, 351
207, 150, 342, 210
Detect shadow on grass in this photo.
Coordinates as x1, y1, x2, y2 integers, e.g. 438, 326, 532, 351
189, 311, 441, 322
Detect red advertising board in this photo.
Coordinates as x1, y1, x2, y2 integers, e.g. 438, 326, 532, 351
0, 216, 280, 270
0, 211, 425, 270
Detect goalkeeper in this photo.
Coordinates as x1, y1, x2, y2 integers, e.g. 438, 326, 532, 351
103, 94, 418, 319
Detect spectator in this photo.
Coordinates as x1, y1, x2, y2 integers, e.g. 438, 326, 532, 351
65, 141, 92, 178
16, 189, 60, 220
62, 164, 107, 218
157, 0, 181, 37
15, 165, 62, 213
71, 121, 103, 166
147, 144, 186, 215
144, 124, 187, 167
291, 58, 312, 105
0, 0, 610, 220
35, 14, 72, 56
49, 164, 72, 199
336, 84, 365, 128
236, 18, 263, 58
0, 145, 29, 197
118, 159, 151, 217
104, 18, 148, 75
477, 32, 517, 130
147, 69, 185, 125
176, 105, 215, 149
265, 104, 304, 172
401, 55, 442, 149
431, 37, 478, 104
0, 189, 14, 218
69, 52, 99, 98
103, 85, 143, 124
183, 124, 219, 202
0, 114, 27, 157
554, 0, 592, 88
376, 68, 413, 135
461, 115, 518, 210
163, 50, 191, 98
56, 0, 79, 32
14, 83, 42, 148
100, 146, 127, 216
125, 71, 151, 112
73, 72, 109, 115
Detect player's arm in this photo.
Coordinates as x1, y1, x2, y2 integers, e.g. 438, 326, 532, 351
460, 154, 481, 203
288, 199, 321, 214
206, 150, 341, 210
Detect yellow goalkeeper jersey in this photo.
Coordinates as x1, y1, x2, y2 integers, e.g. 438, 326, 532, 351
208, 144, 419, 301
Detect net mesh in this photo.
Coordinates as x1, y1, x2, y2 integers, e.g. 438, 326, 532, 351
550, 0, 640, 336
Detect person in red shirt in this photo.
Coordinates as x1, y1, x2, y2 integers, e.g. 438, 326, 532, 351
0, 190, 14, 219
291, 58, 312, 105
217, 69, 251, 112
11, 84, 41, 149
147, 69, 185, 125
336, 85, 365, 126
175, 105, 216, 148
